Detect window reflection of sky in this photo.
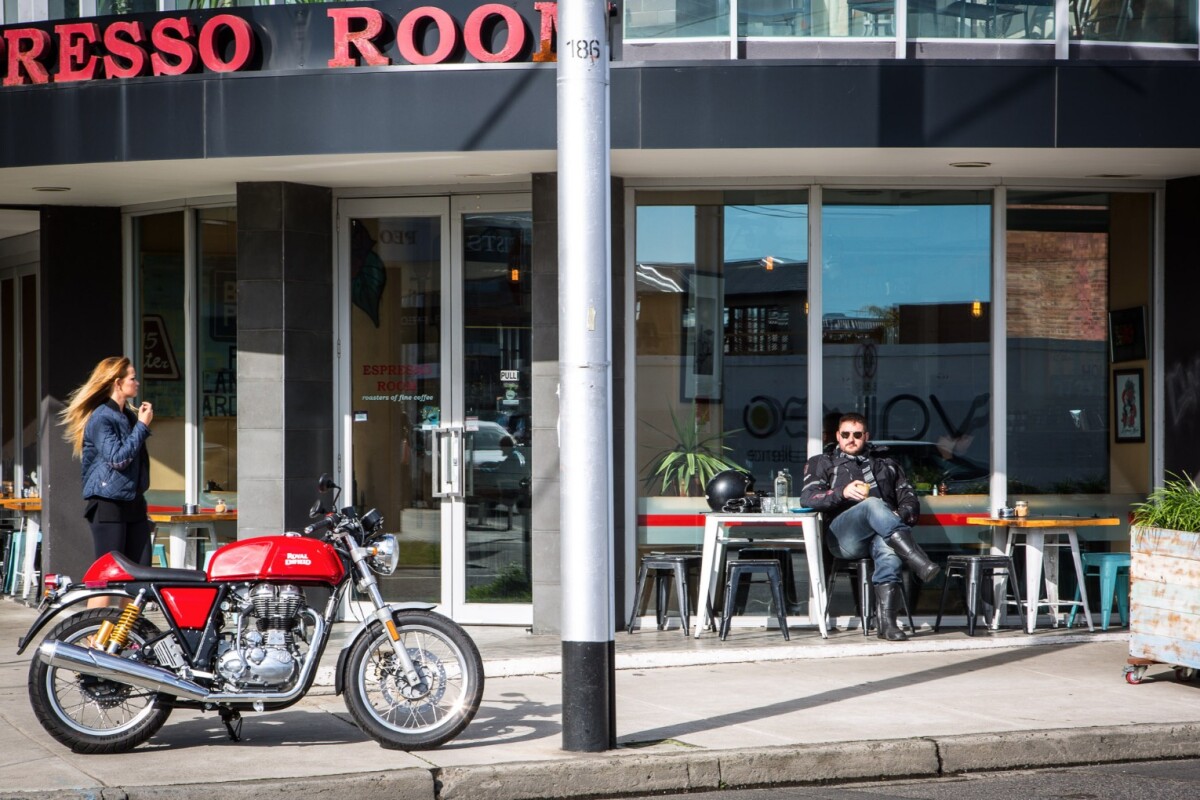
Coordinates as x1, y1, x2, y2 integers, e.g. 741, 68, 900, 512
824, 204, 991, 315
636, 203, 989, 317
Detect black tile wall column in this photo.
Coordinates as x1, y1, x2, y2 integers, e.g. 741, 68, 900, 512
1163, 177, 1200, 479
236, 182, 334, 537
38, 207, 123, 584
530, 174, 626, 634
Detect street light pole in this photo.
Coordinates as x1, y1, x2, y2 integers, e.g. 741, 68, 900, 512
557, 0, 615, 753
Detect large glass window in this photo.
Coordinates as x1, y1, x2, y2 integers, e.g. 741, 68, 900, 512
1005, 191, 1149, 544
626, 0, 731, 38
1, 269, 37, 500
635, 191, 809, 548
136, 212, 187, 511
198, 208, 238, 507
134, 207, 238, 514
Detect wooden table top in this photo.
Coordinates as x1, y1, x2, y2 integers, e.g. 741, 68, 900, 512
149, 511, 237, 523
965, 516, 1121, 527
0, 498, 41, 511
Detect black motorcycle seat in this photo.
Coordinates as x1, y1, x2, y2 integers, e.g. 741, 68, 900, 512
110, 550, 208, 583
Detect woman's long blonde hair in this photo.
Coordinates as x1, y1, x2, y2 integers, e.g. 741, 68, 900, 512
60, 356, 132, 459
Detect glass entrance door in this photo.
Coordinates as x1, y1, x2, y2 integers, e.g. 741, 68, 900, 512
337, 196, 532, 625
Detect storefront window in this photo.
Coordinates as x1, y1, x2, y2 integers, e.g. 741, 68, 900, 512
0, 269, 37, 499
198, 208, 238, 508
136, 212, 187, 511
1005, 191, 1149, 546
135, 206, 238, 513
635, 191, 809, 550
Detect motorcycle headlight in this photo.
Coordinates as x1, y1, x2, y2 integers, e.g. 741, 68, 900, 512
367, 534, 399, 575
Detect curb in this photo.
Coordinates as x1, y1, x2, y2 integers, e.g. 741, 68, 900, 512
13, 722, 1200, 800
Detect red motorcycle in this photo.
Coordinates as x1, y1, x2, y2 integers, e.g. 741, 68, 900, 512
16, 474, 483, 753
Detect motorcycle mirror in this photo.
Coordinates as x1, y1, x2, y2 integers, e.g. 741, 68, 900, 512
309, 499, 326, 519
317, 473, 340, 492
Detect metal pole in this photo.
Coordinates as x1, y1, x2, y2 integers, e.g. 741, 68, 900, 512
557, 0, 615, 753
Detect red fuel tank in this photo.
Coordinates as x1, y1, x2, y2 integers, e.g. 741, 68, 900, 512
207, 536, 345, 584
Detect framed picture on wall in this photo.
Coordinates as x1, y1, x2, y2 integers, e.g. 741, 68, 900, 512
1109, 306, 1146, 363
681, 272, 723, 401
1114, 368, 1145, 443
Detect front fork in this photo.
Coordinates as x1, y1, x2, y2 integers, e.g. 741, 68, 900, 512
348, 544, 426, 691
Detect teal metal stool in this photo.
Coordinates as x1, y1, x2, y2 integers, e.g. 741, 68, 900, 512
1069, 552, 1131, 630
152, 543, 168, 567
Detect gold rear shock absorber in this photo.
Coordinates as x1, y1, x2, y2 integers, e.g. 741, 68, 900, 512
102, 590, 147, 653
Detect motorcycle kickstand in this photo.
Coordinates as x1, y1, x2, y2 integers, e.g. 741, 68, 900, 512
218, 707, 243, 742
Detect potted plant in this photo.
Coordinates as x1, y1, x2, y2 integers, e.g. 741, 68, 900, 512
641, 406, 743, 498
1126, 472, 1200, 682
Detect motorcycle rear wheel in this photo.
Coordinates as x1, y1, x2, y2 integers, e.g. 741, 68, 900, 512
28, 608, 174, 754
344, 610, 484, 750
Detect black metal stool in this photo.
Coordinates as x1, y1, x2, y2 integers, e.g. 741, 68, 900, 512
719, 558, 790, 641
737, 547, 803, 614
627, 553, 701, 636
826, 558, 916, 636
935, 554, 1025, 636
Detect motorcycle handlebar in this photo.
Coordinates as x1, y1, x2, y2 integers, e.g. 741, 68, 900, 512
304, 515, 336, 536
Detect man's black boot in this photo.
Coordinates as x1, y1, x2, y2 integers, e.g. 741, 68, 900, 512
874, 583, 907, 641
885, 528, 941, 582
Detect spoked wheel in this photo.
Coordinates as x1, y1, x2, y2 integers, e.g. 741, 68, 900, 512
28, 608, 174, 753
344, 610, 484, 750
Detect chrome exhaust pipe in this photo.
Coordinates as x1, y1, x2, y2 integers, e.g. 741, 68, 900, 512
39, 640, 210, 701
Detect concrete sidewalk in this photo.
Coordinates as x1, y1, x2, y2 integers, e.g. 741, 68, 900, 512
3, 598, 1200, 800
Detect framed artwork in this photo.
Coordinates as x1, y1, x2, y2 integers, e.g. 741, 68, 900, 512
1114, 368, 1145, 443
1108, 306, 1146, 363
681, 272, 723, 401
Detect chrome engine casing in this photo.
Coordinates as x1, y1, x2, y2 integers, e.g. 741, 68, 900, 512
215, 583, 308, 689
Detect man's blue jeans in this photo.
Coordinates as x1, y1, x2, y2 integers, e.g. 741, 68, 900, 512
826, 497, 907, 585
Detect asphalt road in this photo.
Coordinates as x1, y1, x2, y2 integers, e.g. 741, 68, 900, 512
619, 758, 1200, 800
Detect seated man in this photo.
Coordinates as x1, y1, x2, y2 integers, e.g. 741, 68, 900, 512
799, 412, 939, 641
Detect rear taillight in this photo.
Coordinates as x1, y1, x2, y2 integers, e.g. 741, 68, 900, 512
42, 574, 59, 598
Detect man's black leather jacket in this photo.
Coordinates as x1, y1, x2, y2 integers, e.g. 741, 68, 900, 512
799, 446, 920, 526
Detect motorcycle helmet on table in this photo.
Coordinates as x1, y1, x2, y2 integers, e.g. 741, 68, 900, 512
705, 469, 756, 512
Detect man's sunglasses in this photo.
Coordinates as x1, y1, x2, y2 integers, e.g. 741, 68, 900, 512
838, 431, 864, 440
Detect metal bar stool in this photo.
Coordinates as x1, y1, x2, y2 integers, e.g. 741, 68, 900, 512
935, 554, 1025, 636
627, 553, 701, 636
1068, 552, 1131, 630
827, 558, 916, 636
719, 558, 790, 641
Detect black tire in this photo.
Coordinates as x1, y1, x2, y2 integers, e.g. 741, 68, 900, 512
343, 610, 484, 750
28, 608, 174, 754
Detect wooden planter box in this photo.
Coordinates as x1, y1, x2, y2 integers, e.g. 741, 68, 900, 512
1130, 525, 1200, 670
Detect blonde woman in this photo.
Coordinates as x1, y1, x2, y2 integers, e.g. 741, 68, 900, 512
60, 357, 155, 568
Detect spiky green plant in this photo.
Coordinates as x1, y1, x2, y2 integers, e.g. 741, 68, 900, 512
641, 406, 743, 497
1131, 473, 1200, 533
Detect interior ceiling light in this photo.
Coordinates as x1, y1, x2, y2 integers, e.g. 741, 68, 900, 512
32, 186, 71, 192
949, 162, 991, 169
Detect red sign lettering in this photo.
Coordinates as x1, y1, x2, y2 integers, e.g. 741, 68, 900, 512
464, 4, 526, 63
55, 22, 100, 82
102, 21, 149, 79
532, 1, 558, 63
4, 28, 51, 86
327, 7, 390, 67
150, 18, 198, 77
198, 15, 255, 73
397, 7, 458, 66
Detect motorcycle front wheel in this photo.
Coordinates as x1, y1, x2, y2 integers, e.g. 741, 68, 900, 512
344, 610, 484, 750
28, 608, 174, 754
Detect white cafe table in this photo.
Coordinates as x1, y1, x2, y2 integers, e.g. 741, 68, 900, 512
149, 511, 237, 569
693, 511, 828, 639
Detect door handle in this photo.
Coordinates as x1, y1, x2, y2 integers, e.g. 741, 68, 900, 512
431, 426, 464, 498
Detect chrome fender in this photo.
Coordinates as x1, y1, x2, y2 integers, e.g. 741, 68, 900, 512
333, 602, 436, 696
